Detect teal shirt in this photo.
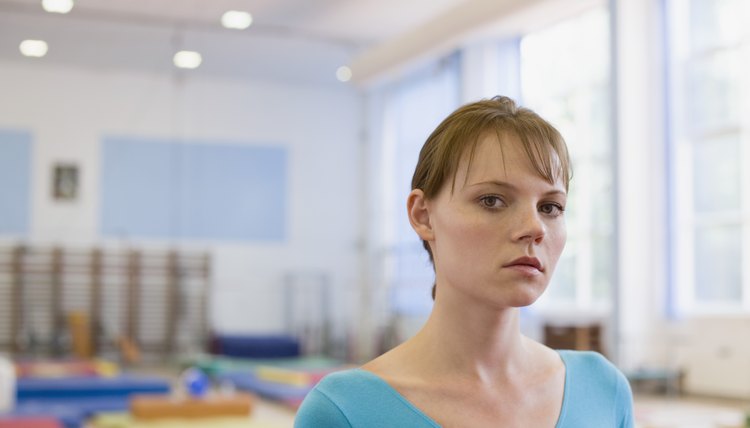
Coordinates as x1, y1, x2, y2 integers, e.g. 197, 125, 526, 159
295, 350, 634, 427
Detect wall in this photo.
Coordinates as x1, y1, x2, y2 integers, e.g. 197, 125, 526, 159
0, 59, 363, 336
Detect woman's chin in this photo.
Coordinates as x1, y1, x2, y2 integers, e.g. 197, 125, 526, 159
504, 285, 548, 308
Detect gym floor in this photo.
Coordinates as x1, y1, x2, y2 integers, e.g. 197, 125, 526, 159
634, 394, 750, 428
185, 393, 750, 428
84, 365, 750, 428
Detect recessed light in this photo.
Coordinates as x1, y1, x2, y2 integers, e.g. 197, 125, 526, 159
19, 40, 48, 58
336, 66, 352, 82
221, 11, 252, 30
42, 0, 74, 14
173, 51, 202, 69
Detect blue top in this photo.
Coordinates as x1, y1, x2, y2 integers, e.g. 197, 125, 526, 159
295, 350, 634, 428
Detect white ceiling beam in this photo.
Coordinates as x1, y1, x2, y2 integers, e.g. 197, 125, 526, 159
350, 0, 602, 86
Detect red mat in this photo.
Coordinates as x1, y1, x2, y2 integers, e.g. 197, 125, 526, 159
0, 418, 63, 428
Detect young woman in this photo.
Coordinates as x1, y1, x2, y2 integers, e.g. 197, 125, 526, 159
295, 96, 634, 427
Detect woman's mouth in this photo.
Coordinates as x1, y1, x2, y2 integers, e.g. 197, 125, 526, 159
503, 256, 544, 275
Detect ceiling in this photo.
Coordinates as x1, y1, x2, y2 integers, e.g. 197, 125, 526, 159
0, 0, 468, 85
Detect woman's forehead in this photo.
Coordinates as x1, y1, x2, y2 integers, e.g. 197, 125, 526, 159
458, 133, 517, 177
454, 133, 565, 191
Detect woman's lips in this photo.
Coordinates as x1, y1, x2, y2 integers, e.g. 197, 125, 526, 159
503, 256, 544, 275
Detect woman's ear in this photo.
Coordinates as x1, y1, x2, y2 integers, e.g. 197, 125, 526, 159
407, 189, 434, 241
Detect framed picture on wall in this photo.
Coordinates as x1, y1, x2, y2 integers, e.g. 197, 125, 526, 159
53, 163, 79, 201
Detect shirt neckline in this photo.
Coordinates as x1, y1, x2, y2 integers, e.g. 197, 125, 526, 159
354, 349, 571, 428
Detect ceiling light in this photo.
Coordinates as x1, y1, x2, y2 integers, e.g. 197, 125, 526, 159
173, 51, 202, 69
42, 0, 74, 14
19, 40, 48, 58
221, 11, 252, 30
336, 66, 352, 82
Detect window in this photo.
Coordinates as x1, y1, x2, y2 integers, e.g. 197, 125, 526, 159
668, 0, 750, 313
380, 54, 461, 316
519, 7, 614, 311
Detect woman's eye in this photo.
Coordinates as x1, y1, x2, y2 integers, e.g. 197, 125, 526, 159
480, 196, 503, 209
540, 203, 564, 216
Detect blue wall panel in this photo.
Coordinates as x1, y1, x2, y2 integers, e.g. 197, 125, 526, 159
180, 144, 286, 241
0, 130, 31, 235
101, 137, 176, 238
101, 137, 286, 241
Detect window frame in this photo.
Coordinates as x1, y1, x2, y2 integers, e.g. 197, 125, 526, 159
667, 0, 750, 315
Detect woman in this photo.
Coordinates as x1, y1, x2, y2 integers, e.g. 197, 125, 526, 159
295, 96, 634, 427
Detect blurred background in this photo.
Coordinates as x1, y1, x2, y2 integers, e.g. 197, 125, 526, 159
0, 0, 749, 427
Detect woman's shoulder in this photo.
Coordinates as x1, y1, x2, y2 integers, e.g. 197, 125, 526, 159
295, 369, 368, 428
558, 350, 626, 380
296, 368, 395, 416
555, 350, 634, 427
313, 368, 378, 395
557, 350, 633, 406
558, 349, 613, 366
296, 368, 440, 428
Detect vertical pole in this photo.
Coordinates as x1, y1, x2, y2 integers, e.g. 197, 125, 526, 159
51, 247, 63, 355
357, 91, 373, 362
201, 252, 210, 351
127, 250, 141, 348
90, 248, 103, 355
10, 245, 24, 356
608, 0, 622, 366
165, 250, 179, 355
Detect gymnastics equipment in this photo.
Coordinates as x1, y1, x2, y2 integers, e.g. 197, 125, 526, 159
117, 336, 141, 365
0, 354, 14, 412
11, 397, 125, 428
10, 376, 170, 428
0, 245, 211, 360
184, 354, 344, 385
216, 371, 309, 408
15, 359, 118, 378
181, 368, 209, 398
0, 418, 63, 428
212, 335, 300, 359
91, 413, 286, 428
16, 375, 170, 400
283, 271, 334, 356
625, 367, 683, 395
129, 392, 255, 420
67, 312, 92, 359
543, 322, 604, 355
185, 354, 348, 408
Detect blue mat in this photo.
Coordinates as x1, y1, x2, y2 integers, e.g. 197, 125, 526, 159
213, 335, 300, 358
8, 402, 86, 428
17, 375, 170, 400
13, 377, 170, 428
217, 371, 310, 401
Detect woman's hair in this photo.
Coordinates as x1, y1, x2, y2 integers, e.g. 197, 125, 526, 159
410, 96, 572, 299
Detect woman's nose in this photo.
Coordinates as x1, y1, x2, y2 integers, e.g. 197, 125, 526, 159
512, 207, 546, 243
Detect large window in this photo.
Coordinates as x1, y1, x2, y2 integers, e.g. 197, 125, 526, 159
668, 0, 750, 313
520, 8, 614, 311
381, 55, 462, 316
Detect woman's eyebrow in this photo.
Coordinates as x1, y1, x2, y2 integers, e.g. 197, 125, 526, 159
468, 180, 517, 190
468, 180, 566, 196
545, 189, 567, 197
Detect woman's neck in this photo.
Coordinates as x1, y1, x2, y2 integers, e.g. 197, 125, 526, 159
406, 289, 530, 384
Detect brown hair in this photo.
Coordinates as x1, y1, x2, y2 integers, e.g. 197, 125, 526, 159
410, 96, 572, 299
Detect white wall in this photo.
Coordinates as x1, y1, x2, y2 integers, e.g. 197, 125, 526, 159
0, 59, 364, 336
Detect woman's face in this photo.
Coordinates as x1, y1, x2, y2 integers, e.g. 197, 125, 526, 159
423, 133, 567, 307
